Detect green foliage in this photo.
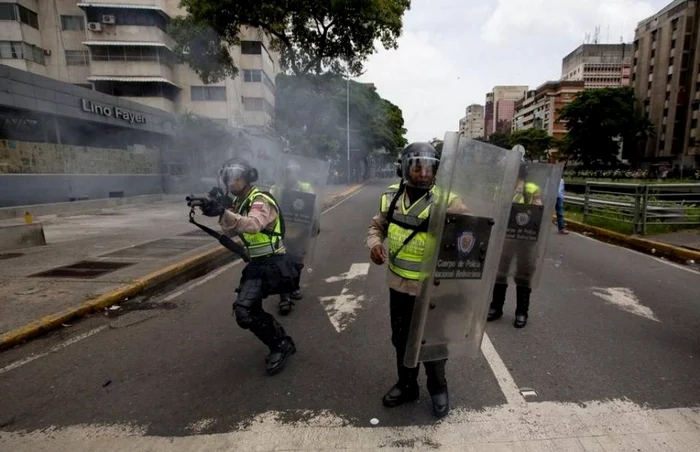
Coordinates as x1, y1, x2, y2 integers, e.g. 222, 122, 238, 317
486, 132, 511, 149
509, 128, 554, 160
275, 74, 407, 161
557, 87, 653, 166
172, 0, 411, 81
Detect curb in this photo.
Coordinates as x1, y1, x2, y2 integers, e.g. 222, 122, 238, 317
556, 217, 700, 264
0, 182, 368, 351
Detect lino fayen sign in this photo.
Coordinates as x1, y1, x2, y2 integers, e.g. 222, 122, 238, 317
81, 99, 147, 124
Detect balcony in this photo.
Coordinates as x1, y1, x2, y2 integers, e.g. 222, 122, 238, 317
84, 25, 174, 49
89, 60, 173, 81
240, 82, 275, 106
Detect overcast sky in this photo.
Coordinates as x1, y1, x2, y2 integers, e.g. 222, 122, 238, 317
358, 0, 670, 143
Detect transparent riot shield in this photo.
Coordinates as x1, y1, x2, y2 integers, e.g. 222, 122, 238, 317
270, 154, 329, 270
404, 134, 521, 367
497, 162, 563, 290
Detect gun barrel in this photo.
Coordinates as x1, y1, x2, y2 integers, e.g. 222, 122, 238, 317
186, 195, 209, 207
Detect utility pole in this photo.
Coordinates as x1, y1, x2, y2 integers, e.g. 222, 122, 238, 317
346, 75, 351, 184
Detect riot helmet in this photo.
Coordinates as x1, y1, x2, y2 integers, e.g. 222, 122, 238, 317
218, 158, 258, 195
397, 142, 439, 189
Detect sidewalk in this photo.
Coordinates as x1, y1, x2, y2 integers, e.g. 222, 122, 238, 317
650, 230, 700, 252
0, 184, 362, 344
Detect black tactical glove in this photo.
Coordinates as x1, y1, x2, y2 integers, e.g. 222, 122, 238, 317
200, 199, 224, 217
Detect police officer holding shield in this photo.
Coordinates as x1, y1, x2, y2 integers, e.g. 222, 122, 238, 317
270, 159, 322, 314
198, 159, 298, 375
366, 142, 468, 418
488, 162, 543, 328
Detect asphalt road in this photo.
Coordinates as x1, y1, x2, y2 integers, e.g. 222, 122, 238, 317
1, 180, 699, 449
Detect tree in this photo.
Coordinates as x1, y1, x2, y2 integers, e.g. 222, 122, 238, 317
487, 132, 511, 149
557, 87, 653, 166
509, 128, 554, 161
171, 0, 411, 83
274, 74, 407, 162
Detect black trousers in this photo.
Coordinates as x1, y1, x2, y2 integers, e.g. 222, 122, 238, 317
234, 276, 288, 350
389, 289, 447, 394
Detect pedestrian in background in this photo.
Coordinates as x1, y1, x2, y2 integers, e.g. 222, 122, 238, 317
556, 178, 568, 235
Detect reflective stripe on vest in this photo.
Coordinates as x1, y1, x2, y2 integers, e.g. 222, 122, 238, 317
236, 188, 284, 259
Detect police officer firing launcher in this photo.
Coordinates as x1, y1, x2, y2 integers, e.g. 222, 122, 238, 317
194, 159, 299, 375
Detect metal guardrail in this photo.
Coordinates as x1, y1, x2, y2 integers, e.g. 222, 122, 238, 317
564, 182, 700, 235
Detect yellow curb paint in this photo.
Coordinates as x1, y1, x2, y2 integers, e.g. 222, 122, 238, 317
553, 216, 700, 263
0, 184, 368, 351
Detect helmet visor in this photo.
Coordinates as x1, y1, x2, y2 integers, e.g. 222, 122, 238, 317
402, 156, 439, 188
218, 164, 247, 187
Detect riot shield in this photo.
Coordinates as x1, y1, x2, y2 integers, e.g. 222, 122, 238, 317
404, 134, 521, 367
497, 162, 563, 290
270, 154, 329, 270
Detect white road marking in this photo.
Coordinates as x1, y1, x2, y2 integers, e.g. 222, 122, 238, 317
321, 186, 366, 214
480, 333, 527, 407
592, 287, 660, 322
324, 263, 370, 283
318, 288, 366, 333
3, 401, 700, 451
319, 263, 370, 332
0, 326, 108, 376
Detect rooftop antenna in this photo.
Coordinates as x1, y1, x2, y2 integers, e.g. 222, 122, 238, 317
594, 25, 600, 44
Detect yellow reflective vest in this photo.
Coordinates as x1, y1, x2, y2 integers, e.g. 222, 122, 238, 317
380, 183, 455, 280
513, 182, 541, 204
235, 187, 284, 259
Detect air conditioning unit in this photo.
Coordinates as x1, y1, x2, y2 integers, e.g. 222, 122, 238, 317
87, 22, 102, 32
101, 15, 116, 24
43, 49, 51, 56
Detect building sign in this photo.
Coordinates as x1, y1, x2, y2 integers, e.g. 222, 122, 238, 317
81, 99, 147, 124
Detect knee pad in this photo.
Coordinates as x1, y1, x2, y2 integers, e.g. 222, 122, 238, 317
234, 304, 254, 329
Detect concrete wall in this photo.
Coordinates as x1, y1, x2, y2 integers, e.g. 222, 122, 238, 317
0, 174, 163, 207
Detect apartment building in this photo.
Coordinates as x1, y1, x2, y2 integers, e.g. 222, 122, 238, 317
511, 80, 585, 141
632, 0, 700, 167
0, 0, 280, 129
562, 44, 633, 89
484, 86, 528, 136
458, 104, 485, 139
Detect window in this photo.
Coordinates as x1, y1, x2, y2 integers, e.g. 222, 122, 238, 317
191, 86, 227, 101
17, 4, 38, 29
65, 50, 88, 66
61, 15, 85, 31
241, 41, 262, 55
242, 97, 263, 111
93, 81, 178, 101
243, 69, 262, 82
0, 41, 44, 64
0, 3, 16, 21
85, 7, 167, 31
0, 3, 38, 28
90, 45, 174, 64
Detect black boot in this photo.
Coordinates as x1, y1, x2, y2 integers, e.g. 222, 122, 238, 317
425, 359, 449, 418
265, 336, 296, 375
514, 285, 531, 328
487, 283, 508, 321
290, 289, 303, 300
383, 363, 420, 407
430, 388, 450, 418
278, 294, 294, 316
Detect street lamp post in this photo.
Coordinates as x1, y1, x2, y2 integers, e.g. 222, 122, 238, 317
346, 75, 350, 184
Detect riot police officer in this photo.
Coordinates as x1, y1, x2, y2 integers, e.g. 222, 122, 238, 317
270, 160, 319, 314
487, 162, 542, 328
199, 159, 297, 375
366, 142, 467, 418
